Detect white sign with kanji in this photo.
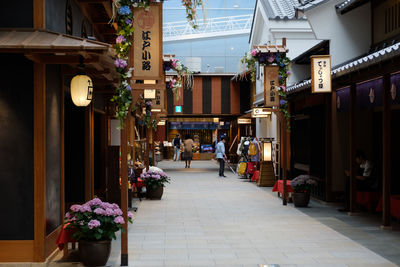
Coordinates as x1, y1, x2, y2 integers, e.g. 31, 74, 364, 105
311, 55, 332, 93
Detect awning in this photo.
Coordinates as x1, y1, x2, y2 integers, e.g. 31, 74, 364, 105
0, 29, 112, 53
287, 41, 400, 94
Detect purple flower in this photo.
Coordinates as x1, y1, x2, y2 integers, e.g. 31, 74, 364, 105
115, 58, 128, 69
280, 99, 287, 106
88, 198, 103, 207
116, 35, 126, 44
88, 219, 101, 229
105, 208, 114, 216
114, 208, 123, 216
94, 208, 105, 215
125, 18, 132, 25
65, 212, 71, 219
80, 204, 92, 213
126, 85, 132, 91
278, 75, 282, 80
127, 211, 134, 219
70, 204, 81, 212
118, 6, 131, 15
287, 71, 291, 75
146, 101, 153, 106
114, 216, 125, 224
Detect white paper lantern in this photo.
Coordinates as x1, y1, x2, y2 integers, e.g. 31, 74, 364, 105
70, 75, 93, 106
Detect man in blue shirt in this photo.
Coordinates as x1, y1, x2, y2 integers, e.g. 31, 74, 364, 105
215, 136, 227, 177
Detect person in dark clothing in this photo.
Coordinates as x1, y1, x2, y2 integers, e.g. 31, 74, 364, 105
339, 149, 375, 212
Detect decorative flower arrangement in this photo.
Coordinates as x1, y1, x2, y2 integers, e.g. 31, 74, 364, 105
181, 0, 204, 29
140, 169, 170, 190
111, 0, 203, 128
144, 101, 157, 130
241, 48, 291, 130
290, 175, 317, 193
65, 198, 133, 241
164, 58, 193, 100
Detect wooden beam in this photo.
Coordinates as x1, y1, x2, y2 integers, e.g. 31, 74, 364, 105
120, 116, 129, 266
25, 54, 100, 64
349, 83, 356, 213
34, 62, 46, 262
382, 73, 391, 227
33, 0, 45, 29
0, 241, 35, 261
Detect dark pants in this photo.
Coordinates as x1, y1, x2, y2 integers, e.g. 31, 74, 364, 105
218, 158, 225, 176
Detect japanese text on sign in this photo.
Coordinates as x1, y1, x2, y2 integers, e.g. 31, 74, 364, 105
264, 66, 280, 107
311, 55, 331, 93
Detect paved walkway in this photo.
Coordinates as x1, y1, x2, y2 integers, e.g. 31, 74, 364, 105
104, 160, 397, 267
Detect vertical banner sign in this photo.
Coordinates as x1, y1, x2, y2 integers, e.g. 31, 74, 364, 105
151, 89, 165, 110
264, 66, 280, 107
133, 4, 161, 78
311, 55, 332, 93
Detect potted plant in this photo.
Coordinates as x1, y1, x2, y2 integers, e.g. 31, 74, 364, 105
140, 169, 170, 199
65, 198, 133, 266
290, 175, 317, 207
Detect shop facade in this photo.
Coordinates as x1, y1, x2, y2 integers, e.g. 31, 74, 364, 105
154, 74, 251, 161
288, 0, 400, 226
0, 0, 119, 262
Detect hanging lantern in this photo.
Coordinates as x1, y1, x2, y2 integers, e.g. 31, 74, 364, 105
70, 74, 93, 106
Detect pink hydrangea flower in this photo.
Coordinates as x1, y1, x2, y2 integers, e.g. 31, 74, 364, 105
94, 208, 105, 215
88, 198, 103, 207
114, 208, 123, 216
105, 208, 114, 216
127, 211, 134, 219
251, 49, 258, 57
114, 216, 125, 224
65, 212, 71, 219
88, 219, 101, 229
70, 204, 81, 212
80, 204, 92, 213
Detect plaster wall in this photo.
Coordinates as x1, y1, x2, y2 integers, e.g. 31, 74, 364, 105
305, 0, 371, 66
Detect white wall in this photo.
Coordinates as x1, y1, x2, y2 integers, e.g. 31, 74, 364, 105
256, 114, 278, 140
305, 0, 371, 66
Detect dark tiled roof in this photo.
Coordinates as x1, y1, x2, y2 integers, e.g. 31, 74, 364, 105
261, 0, 302, 20
296, 0, 331, 12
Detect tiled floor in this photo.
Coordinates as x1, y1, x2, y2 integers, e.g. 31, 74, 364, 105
101, 160, 399, 267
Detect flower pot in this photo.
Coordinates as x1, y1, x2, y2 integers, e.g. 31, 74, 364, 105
78, 239, 111, 266
293, 192, 310, 207
146, 186, 164, 199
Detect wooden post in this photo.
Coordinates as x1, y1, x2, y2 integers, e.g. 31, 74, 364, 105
120, 117, 129, 266
150, 128, 154, 166
349, 83, 356, 213
281, 116, 287, 205
33, 62, 46, 262
85, 104, 94, 201
325, 93, 333, 201
382, 74, 391, 227
146, 127, 150, 171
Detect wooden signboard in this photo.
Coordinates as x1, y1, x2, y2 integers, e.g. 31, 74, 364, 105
264, 65, 280, 107
132, 3, 163, 81
311, 55, 332, 93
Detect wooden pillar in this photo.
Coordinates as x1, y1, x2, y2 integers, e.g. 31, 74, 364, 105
85, 104, 94, 201
120, 118, 129, 266
33, 62, 46, 262
281, 116, 287, 205
150, 128, 154, 166
349, 83, 357, 213
146, 127, 150, 171
325, 93, 333, 201
382, 73, 391, 227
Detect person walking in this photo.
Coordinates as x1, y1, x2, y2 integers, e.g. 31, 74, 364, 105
183, 134, 194, 168
173, 134, 181, 161
215, 136, 227, 177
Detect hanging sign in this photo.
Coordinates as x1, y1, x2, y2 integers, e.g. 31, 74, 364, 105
311, 55, 332, 93
237, 118, 252, 124
264, 66, 280, 107
148, 89, 164, 110
251, 108, 272, 118
133, 4, 162, 79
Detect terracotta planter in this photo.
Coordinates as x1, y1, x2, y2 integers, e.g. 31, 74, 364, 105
146, 186, 164, 199
78, 239, 111, 266
293, 192, 310, 207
